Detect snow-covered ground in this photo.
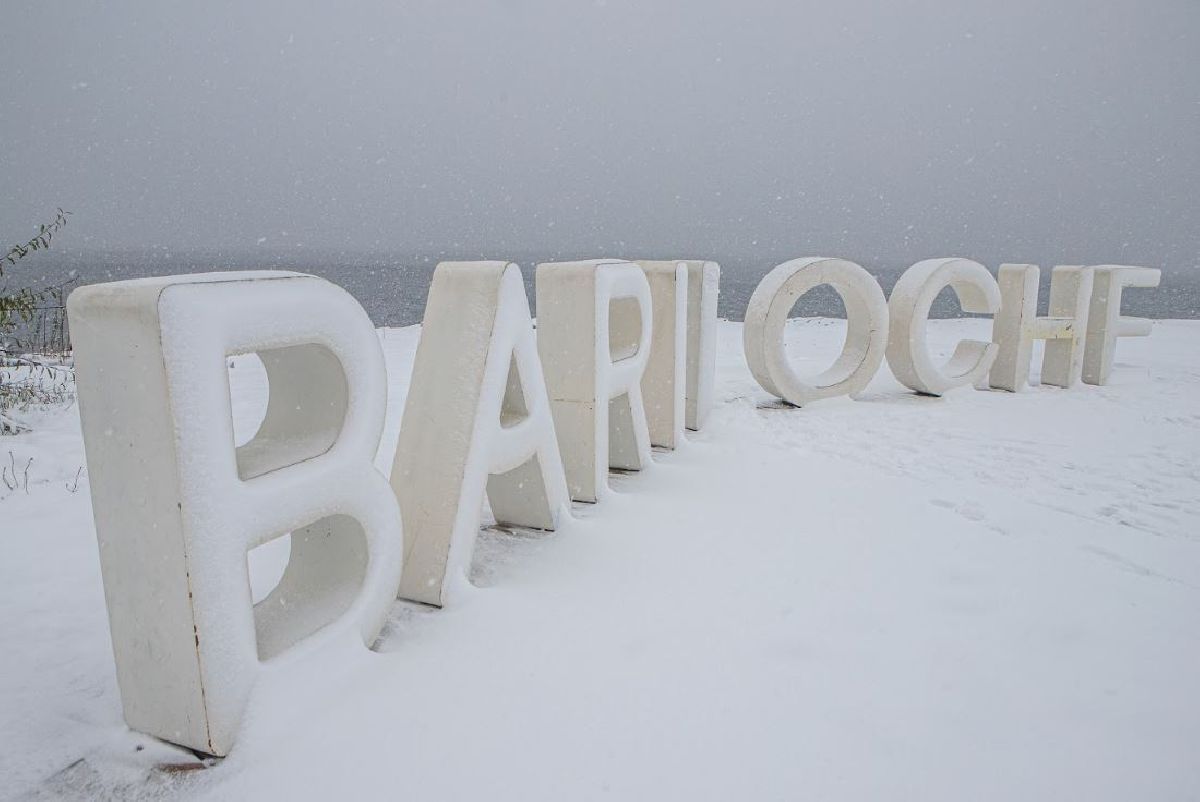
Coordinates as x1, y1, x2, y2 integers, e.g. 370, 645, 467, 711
2, 319, 1198, 801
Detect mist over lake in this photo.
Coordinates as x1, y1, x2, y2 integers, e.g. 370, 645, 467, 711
12, 247, 1198, 328
3, 0, 1198, 303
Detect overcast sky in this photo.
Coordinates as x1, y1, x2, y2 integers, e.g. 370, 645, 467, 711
2, 0, 1197, 273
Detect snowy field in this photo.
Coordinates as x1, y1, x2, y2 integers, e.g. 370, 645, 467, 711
2, 318, 1198, 800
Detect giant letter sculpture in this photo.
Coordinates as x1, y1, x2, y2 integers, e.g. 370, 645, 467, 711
683, 260, 720, 431
989, 264, 1093, 391
743, 257, 889, 406
635, 259, 723, 441
69, 272, 404, 756
1082, 265, 1161, 385
886, 258, 1001, 396
536, 259, 653, 502
635, 261, 688, 449
392, 262, 570, 607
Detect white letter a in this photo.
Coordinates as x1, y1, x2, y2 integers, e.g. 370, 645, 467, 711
392, 261, 570, 606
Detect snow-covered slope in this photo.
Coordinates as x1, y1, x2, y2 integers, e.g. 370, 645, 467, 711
2, 319, 1198, 800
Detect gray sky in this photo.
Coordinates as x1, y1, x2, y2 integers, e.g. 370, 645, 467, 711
2, 0, 1198, 273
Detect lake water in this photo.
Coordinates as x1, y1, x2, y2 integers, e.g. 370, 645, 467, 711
13, 249, 1199, 327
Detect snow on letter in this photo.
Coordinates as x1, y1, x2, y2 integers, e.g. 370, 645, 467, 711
743, 257, 889, 406
1082, 265, 1162, 386
536, 259, 653, 502
69, 272, 404, 756
391, 262, 570, 607
885, 258, 1002, 396
989, 264, 1094, 391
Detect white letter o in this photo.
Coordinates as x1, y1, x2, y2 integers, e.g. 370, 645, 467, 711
743, 257, 889, 406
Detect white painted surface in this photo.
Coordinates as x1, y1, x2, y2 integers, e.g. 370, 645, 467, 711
392, 262, 569, 607
685, 260, 721, 431
1082, 265, 1162, 385
743, 257, 889, 406
68, 272, 403, 756
886, 258, 1001, 396
635, 261, 688, 449
535, 260, 653, 502
990, 264, 1093, 391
